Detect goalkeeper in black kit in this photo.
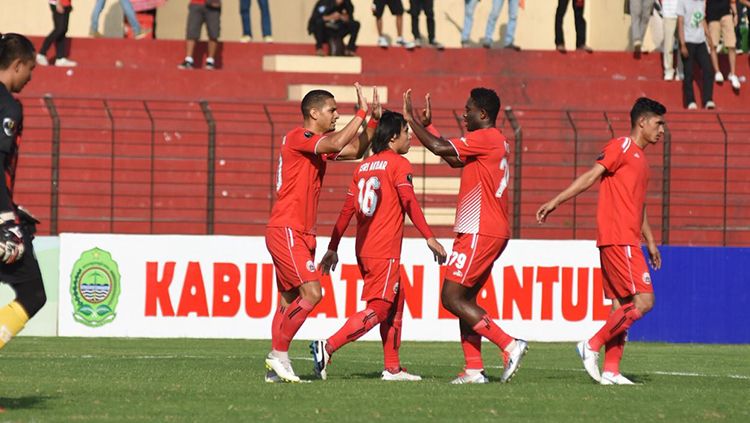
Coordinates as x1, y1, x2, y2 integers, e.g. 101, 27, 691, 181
0, 33, 46, 350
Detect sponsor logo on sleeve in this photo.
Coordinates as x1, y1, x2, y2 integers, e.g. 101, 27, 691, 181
406, 174, 413, 184
642, 272, 651, 284
596, 152, 605, 161
304, 131, 313, 138
306, 260, 316, 273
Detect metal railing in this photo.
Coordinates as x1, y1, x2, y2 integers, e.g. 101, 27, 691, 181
15, 95, 750, 246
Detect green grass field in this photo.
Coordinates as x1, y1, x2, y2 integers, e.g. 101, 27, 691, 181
0, 338, 748, 422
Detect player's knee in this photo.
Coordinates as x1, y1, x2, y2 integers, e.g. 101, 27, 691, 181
301, 285, 323, 305
367, 300, 392, 322
16, 285, 47, 319
633, 294, 654, 316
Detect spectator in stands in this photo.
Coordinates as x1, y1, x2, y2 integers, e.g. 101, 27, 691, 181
179, 0, 221, 70
706, 0, 741, 90
409, 0, 443, 49
555, 0, 592, 53
736, 0, 749, 53
461, 0, 522, 50
90, 0, 151, 39
372, 0, 415, 49
660, 0, 684, 80
630, 0, 655, 57
308, 0, 360, 56
240, 0, 273, 43
678, 0, 715, 109
37, 0, 77, 67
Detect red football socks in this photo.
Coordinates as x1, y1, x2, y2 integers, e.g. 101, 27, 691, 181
276, 296, 314, 352
380, 292, 404, 370
471, 314, 513, 351
603, 331, 627, 374
326, 308, 381, 354
270, 303, 286, 352
588, 304, 642, 351
460, 332, 483, 370
326, 299, 392, 355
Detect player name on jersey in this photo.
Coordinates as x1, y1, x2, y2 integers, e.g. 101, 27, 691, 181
358, 160, 389, 172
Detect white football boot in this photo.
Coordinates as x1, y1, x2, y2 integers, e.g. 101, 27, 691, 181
450, 369, 489, 384
501, 339, 529, 383
600, 371, 636, 385
264, 352, 300, 383
264, 370, 281, 383
576, 341, 601, 383
381, 368, 422, 381
310, 339, 331, 380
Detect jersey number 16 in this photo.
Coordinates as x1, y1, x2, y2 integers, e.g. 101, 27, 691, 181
357, 176, 381, 217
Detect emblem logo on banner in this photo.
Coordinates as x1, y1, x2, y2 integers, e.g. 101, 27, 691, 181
70, 247, 121, 327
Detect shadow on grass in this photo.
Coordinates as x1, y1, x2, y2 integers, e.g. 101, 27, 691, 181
0, 395, 52, 410
349, 371, 385, 380
624, 373, 652, 384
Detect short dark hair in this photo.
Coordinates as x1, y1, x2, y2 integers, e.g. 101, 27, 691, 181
301, 89, 334, 118
0, 33, 35, 70
630, 97, 666, 128
371, 111, 407, 154
470, 87, 501, 123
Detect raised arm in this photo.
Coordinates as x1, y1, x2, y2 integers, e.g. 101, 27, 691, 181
337, 87, 381, 160
641, 205, 661, 269
402, 90, 463, 167
316, 83, 369, 155
537, 163, 606, 223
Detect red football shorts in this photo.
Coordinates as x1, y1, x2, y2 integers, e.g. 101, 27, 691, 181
265, 227, 320, 292
444, 233, 508, 287
357, 257, 401, 303
599, 245, 654, 299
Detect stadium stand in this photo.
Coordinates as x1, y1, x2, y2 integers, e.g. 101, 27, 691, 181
14, 37, 750, 245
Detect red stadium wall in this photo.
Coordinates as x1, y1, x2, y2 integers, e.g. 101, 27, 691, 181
15, 38, 750, 245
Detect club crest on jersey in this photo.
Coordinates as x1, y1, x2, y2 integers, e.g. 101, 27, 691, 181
642, 272, 651, 284
304, 131, 313, 138
306, 260, 316, 273
2, 117, 17, 137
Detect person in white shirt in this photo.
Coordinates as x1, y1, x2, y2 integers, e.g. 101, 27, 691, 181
677, 0, 715, 109
660, 0, 683, 80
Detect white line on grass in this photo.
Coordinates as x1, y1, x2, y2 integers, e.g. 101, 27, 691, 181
6, 352, 748, 381
288, 356, 750, 381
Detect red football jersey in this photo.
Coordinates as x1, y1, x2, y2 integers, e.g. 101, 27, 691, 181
348, 149, 414, 259
446, 127, 510, 238
596, 137, 650, 247
267, 127, 338, 233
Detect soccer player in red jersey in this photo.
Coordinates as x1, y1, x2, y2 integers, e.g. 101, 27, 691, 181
264, 83, 375, 383
537, 97, 666, 385
310, 107, 447, 382
403, 88, 528, 384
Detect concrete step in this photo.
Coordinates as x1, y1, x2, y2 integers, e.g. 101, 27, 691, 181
406, 207, 456, 227
262, 55, 362, 74
413, 176, 460, 195
288, 84, 388, 103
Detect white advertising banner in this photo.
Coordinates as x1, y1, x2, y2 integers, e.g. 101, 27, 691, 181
59, 234, 611, 341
